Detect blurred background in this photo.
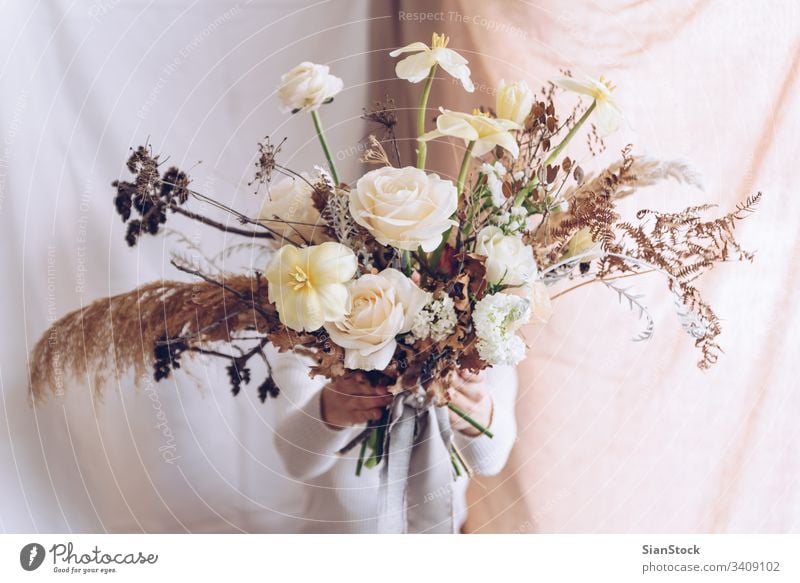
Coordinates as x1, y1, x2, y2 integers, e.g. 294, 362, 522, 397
1, 0, 798, 533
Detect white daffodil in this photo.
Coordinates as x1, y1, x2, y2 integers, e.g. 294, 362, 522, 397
265, 242, 357, 332
390, 32, 474, 92
419, 108, 521, 158
552, 75, 622, 136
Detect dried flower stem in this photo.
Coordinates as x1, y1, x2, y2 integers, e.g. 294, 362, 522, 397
171, 206, 273, 239
543, 100, 596, 170
513, 101, 596, 207
550, 269, 655, 301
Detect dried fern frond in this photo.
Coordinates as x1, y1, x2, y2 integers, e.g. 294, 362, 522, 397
602, 280, 655, 342
615, 157, 703, 198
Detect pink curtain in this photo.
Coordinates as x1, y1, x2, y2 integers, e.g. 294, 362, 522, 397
376, 0, 800, 532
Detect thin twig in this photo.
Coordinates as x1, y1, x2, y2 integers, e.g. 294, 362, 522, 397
550, 269, 656, 301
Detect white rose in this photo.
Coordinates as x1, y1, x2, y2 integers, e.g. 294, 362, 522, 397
277, 62, 343, 113
474, 226, 537, 286
258, 174, 327, 245
350, 166, 458, 252
325, 268, 428, 371
496, 79, 534, 125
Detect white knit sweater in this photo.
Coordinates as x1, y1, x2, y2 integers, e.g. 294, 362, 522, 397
267, 347, 517, 533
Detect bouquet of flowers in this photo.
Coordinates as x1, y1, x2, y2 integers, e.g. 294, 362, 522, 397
31, 33, 758, 479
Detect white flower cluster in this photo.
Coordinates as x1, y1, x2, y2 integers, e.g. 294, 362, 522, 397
405, 293, 458, 343
489, 205, 528, 236
480, 161, 507, 208
472, 292, 531, 365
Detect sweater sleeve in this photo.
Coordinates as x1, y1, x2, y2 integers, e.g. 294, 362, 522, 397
267, 345, 363, 482
451, 364, 518, 477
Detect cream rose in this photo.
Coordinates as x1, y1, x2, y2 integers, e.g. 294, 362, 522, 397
325, 268, 428, 371
258, 174, 327, 245
496, 79, 534, 125
350, 166, 458, 252
475, 226, 537, 286
277, 62, 343, 113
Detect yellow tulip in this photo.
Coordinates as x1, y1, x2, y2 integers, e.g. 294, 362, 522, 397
390, 33, 474, 92
552, 75, 623, 136
419, 108, 521, 158
266, 242, 357, 332
496, 79, 534, 126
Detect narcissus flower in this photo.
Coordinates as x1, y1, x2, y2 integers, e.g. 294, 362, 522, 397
266, 242, 357, 332
419, 108, 521, 158
390, 32, 474, 92
552, 75, 622, 136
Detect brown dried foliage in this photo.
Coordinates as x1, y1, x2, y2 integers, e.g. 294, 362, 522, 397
531, 146, 760, 368
28, 272, 317, 403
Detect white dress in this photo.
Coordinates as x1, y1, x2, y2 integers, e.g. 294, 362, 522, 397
268, 347, 518, 533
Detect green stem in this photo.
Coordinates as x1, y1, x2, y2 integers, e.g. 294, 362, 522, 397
355, 435, 368, 476
310, 109, 340, 185
401, 250, 412, 276
456, 140, 475, 195
543, 100, 596, 169
429, 140, 475, 268
416, 65, 438, 169
513, 100, 596, 207
450, 448, 462, 477
448, 402, 494, 439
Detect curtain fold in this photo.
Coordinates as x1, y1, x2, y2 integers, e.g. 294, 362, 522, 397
374, 0, 800, 533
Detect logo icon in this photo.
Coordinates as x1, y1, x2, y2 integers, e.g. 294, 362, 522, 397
20, 543, 46, 571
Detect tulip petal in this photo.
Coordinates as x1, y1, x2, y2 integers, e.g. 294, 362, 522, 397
435, 48, 474, 92
274, 285, 325, 332
315, 283, 350, 323
434, 112, 480, 141
489, 130, 520, 159
308, 242, 357, 284
592, 100, 622, 136
388, 42, 430, 57
418, 129, 446, 143
552, 76, 594, 96
395, 51, 437, 83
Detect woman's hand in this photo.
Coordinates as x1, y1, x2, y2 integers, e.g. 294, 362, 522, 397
320, 373, 393, 430
447, 370, 494, 437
